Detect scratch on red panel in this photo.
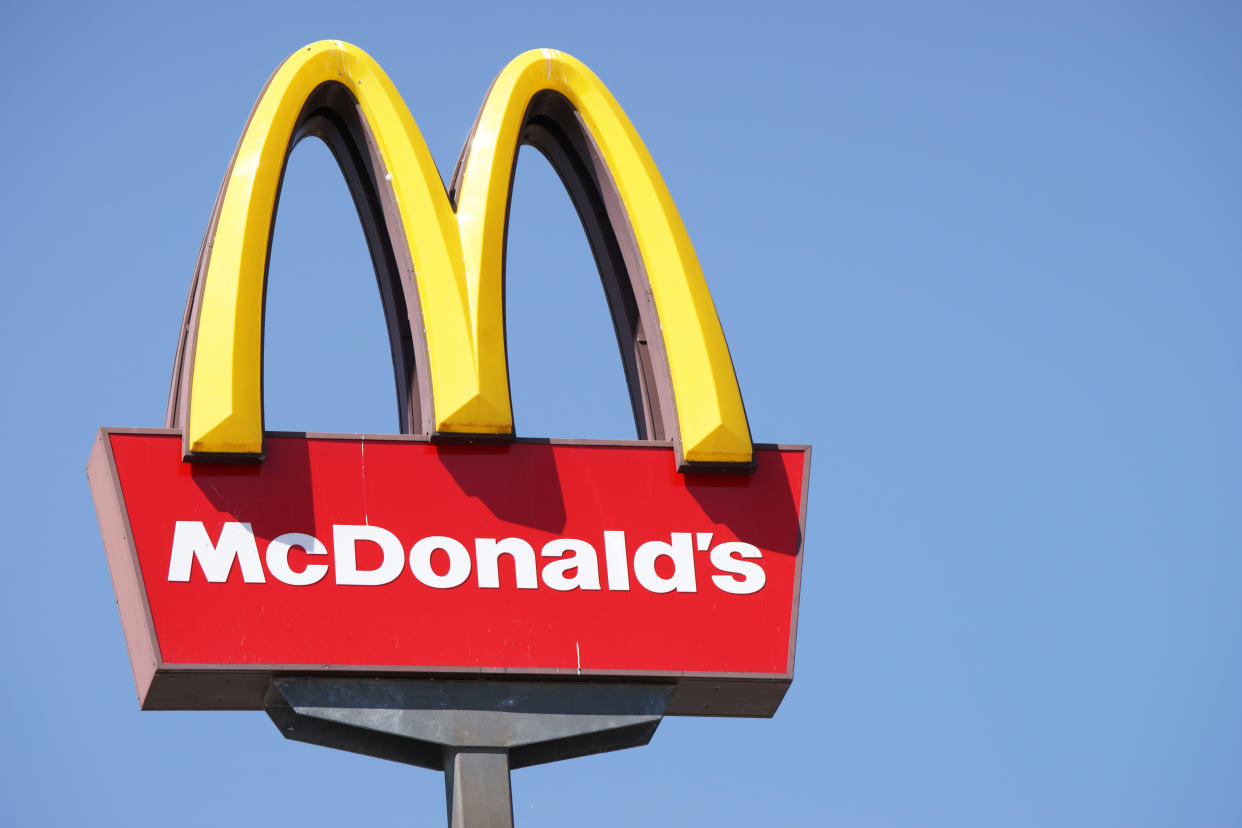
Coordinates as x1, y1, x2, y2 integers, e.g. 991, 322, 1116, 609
205, 481, 238, 516
360, 437, 369, 525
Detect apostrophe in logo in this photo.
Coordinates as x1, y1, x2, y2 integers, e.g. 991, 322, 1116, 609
165, 41, 752, 469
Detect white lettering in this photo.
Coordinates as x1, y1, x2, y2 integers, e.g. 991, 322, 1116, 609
168, 521, 265, 583
540, 538, 602, 591
633, 533, 697, 593
166, 521, 767, 595
334, 524, 404, 586
266, 532, 328, 586
410, 536, 471, 588
475, 538, 537, 589
709, 541, 766, 595
603, 530, 630, 590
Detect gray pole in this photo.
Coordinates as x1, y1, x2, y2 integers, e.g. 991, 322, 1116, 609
444, 748, 514, 828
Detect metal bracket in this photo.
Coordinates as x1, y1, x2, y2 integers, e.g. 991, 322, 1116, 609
265, 678, 675, 827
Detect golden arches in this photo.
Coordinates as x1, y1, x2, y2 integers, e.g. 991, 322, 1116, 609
168, 41, 752, 467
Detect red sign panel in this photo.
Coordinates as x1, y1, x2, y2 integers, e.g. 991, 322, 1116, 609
89, 429, 809, 716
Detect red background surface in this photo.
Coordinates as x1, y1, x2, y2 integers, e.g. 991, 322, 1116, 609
111, 433, 806, 676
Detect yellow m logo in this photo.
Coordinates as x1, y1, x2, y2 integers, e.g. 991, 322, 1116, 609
167, 41, 752, 467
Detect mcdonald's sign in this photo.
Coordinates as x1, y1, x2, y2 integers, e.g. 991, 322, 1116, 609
88, 42, 810, 717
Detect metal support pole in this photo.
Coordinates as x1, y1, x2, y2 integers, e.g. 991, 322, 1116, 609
444, 747, 513, 828
265, 678, 674, 828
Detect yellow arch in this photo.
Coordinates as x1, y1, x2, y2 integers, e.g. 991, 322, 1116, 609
185, 40, 752, 465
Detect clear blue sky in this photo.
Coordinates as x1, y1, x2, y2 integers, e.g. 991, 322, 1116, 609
3, 2, 1239, 825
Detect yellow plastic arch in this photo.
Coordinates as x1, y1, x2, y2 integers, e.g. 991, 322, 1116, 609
186, 41, 752, 464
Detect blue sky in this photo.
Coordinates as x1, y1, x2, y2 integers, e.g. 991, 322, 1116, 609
2, 1, 1240, 825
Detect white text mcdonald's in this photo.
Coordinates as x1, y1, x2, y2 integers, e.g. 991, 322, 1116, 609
168, 521, 768, 595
